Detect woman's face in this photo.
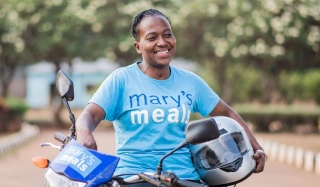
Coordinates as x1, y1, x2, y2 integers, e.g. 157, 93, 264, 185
134, 15, 176, 68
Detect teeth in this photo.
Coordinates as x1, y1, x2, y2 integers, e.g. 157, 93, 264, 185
157, 50, 168, 54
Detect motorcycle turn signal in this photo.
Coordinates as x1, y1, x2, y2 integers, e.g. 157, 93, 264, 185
31, 156, 50, 168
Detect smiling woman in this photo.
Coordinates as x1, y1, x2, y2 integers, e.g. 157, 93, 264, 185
75, 8, 266, 187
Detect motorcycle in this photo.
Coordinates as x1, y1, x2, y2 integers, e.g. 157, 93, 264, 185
31, 70, 221, 187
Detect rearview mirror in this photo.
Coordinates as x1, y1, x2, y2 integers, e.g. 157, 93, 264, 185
186, 117, 220, 145
155, 117, 220, 176
56, 70, 74, 101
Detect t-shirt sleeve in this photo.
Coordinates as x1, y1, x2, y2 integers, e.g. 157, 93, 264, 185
192, 73, 220, 117
89, 73, 123, 121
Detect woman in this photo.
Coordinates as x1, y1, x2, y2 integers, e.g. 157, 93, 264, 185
76, 9, 266, 186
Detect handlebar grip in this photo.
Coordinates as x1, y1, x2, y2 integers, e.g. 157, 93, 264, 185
175, 179, 207, 187
54, 132, 67, 144
160, 171, 208, 187
138, 173, 162, 186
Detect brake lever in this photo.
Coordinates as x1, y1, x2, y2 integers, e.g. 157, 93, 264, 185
40, 142, 62, 150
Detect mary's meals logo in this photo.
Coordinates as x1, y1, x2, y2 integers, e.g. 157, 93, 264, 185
55, 145, 102, 177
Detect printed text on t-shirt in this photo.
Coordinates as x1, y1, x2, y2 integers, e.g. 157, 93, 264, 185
129, 91, 193, 125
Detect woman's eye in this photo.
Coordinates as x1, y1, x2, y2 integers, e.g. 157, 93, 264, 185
147, 36, 156, 41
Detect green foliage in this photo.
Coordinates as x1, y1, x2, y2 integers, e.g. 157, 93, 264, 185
0, 97, 29, 132
279, 72, 302, 102
0, 0, 319, 104
226, 63, 262, 103
4, 97, 29, 116
170, 0, 320, 103
279, 70, 320, 104
198, 62, 220, 94
303, 70, 320, 104
199, 62, 262, 103
0, 0, 30, 97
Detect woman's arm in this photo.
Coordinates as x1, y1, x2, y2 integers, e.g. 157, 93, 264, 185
209, 99, 266, 173
76, 103, 105, 150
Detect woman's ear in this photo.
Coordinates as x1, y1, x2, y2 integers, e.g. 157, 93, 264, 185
134, 42, 142, 54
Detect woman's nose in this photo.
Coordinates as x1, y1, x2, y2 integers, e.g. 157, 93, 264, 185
157, 37, 167, 46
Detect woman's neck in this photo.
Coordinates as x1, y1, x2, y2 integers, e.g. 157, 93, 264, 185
138, 62, 171, 80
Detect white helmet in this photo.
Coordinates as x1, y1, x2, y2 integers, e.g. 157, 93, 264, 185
189, 116, 256, 186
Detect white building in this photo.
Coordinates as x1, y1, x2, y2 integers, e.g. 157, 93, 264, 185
25, 58, 119, 108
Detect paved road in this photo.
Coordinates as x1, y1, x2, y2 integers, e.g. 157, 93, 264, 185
0, 126, 319, 187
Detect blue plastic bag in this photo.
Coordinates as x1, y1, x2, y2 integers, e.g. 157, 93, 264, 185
50, 139, 120, 187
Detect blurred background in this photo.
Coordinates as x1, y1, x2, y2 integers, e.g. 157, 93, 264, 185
1, 0, 319, 132
0, 0, 320, 186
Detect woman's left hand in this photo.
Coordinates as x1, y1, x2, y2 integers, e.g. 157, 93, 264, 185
253, 150, 268, 173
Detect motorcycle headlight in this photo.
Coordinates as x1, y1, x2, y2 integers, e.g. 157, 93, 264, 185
45, 168, 86, 187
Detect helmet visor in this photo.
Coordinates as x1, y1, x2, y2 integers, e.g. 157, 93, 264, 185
192, 132, 248, 170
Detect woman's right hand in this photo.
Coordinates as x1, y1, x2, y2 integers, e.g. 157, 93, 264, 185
76, 129, 98, 150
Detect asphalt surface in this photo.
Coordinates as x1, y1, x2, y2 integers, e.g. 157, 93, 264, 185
0, 126, 319, 187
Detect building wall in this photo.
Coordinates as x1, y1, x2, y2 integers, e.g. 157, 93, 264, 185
26, 73, 55, 108
25, 59, 119, 109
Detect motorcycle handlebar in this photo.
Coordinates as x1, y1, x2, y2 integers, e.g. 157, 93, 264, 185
54, 132, 67, 144
159, 171, 208, 187
119, 172, 207, 187
138, 173, 162, 186
175, 179, 206, 187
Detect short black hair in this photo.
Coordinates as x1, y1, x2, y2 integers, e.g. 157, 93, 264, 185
131, 9, 171, 40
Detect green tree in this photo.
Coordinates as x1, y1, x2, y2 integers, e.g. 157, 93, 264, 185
169, 0, 320, 103
1, 0, 319, 105
0, 0, 29, 97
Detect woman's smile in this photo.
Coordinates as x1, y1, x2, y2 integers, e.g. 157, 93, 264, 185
154, 49, 169, 54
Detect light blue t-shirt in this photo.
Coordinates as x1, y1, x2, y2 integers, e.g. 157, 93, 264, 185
89, 62, 219, 180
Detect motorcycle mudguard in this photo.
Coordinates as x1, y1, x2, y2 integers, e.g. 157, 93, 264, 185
50, 139, 120, 187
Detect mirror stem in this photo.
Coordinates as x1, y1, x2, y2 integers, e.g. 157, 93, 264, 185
155, 141, 188, 178
62, 97, 77, 139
